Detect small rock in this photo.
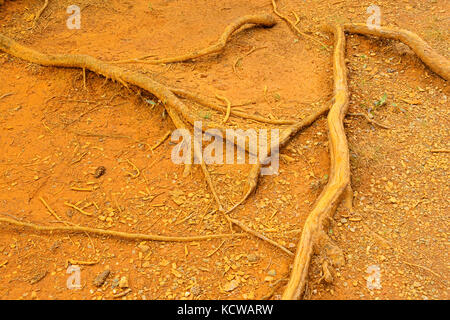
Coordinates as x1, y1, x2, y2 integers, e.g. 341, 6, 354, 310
247, 254, 259, 262
93, 269, 110, 287
119, 276, 129, 288
111, 278, 119, 288
94, 166, 106, 178
191, 285, 202, 297
223, 280, 239, 292
138, 243, 150, 253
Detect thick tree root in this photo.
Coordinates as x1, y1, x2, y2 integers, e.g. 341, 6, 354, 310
0, 33, 202, 131
282, 24, 350, 300
0, 32, 284, 170
0, 27, 294, 257
111, 14, 276, 64
4, 7, 447, 299
0, 217, 244, 242
341, 23, 450, 81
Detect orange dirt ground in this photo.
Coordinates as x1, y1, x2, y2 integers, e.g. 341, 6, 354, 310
0, 0, 448, 300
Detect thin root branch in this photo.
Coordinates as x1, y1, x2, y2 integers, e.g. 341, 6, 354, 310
33, 0, 49, 27
0, 216, 244, 242
170, 87, 296, 125
271, 0, 329, 50
215, 94, 232, 124
347, 112, 392, 129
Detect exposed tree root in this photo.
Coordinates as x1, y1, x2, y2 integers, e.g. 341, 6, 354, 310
271, 0, 328, 50
0, 27, 295, 257
282, 24, 350, 300
347, 112, 392, 129
3, 6, 448, 299
169, 87, 296, 125
0, 92, 14, 100
111, 14, 276, 65
225, 215, 294, 256
163, 102, 194, 176
33, 0, 49, 27
430, 149, 450, 153
215, 94, 232, 124
233, 46, 267, 78
341, 23, 450, 81
151, 130, 172, 151
226, 101, 331, 215
0, 217, 244, 242
0, 30, 294, 161
0, 33, 202, 133
196, 149, 292, 255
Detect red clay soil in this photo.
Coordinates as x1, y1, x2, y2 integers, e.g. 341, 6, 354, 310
0, 0, 448, 300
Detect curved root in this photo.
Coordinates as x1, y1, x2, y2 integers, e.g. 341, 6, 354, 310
282, 24, 350, 300
0, 33, 201, 131
111, 14, 277, 64
271, 0, 329, 50
341, 23, 450, 81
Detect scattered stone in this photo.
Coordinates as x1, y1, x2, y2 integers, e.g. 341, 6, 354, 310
223, 280, 239, 292
94, 166, 106, 178
119, 276, 129, 288
30, 270, 47, 285
191, 285, 202, 297
93, 269, 110, 287
138, 243, 150, 254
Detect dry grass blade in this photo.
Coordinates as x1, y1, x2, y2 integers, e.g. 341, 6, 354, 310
347, 112, 392, 129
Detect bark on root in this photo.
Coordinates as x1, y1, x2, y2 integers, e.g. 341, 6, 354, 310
282, 23, 449, 299
282, 24, 350, 300
111, 14, 277, 65
341, 23, 450, 81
